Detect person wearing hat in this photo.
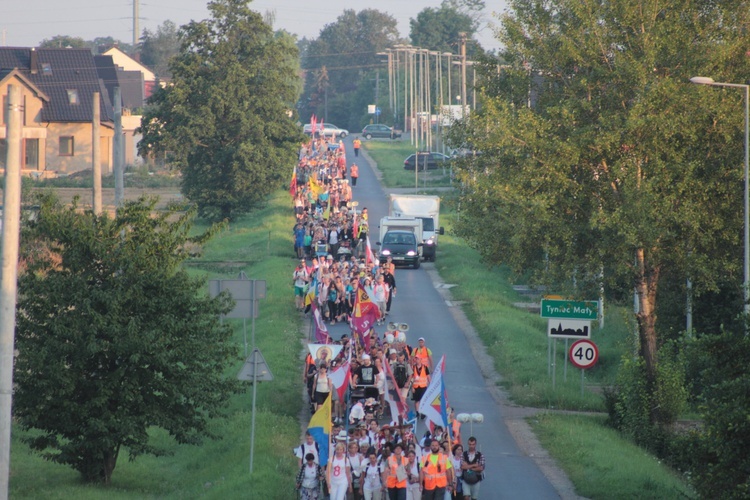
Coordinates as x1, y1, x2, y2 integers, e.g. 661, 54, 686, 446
382, 442, 408, 499
413, 338, 433, 371
411, 356, 431, 419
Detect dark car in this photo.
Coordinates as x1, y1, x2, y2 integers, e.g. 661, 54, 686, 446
403, 152, 450, 170
377, 230, 421, 269
362, 124, 402, 140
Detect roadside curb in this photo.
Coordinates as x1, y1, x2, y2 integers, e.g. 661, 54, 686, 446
425, 265, 586, 500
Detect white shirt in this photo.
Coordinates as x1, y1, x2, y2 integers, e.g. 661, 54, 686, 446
360, 460, 384, 490
329, 455, 349, 485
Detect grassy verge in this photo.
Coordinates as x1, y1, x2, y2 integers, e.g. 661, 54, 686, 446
530, 413, 696, 499
11, 191, 304, 499
362, 140, 452, 188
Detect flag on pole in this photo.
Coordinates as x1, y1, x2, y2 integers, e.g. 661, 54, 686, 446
289, 166, 297, 197
383, 353, 410, 422
419, 355, 451, 439
365, 235, 376, 266
309, 176, 324, 197
307, 393, 332, 466
351, 287, 380, 336
312, 302, 331, 344
329, 350, 352, 402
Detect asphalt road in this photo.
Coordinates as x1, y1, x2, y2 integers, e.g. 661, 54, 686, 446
324, 136, 563, 499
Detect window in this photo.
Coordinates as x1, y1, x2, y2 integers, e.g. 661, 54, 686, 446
59, 136, 74, 156
24, 139, 39, 169
41, 63, 52, 75
0, 139, 6, 168
67, 89, 79, 105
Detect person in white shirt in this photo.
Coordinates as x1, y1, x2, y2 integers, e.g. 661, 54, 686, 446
360, 448, 385, 500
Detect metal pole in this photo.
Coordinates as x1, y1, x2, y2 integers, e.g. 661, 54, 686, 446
92, 92, 102, 215
249, 349, 258, 474
0, 84, 23, 500
581, 369, 585, 397
113, 87, 124, 209
553, 339, 559, 388
564, 338, 568, 382
243, 318, 248, 357
744, 84, 749, 323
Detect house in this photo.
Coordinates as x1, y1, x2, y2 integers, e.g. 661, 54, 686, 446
101, 46, 158, 101
0, 47, 114, 177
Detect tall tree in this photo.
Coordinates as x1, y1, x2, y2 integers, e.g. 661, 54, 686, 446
451, 0, 750, 405
139, 20, 180, 79
139, 0, 303, 220
38, 35, 86, 48
301, 9, 400, 127
409, 2, 479, 55
14, 195, 239, 483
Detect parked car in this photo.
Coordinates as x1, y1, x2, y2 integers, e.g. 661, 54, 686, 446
403, 152, 450, 170
377, 230, 422, 269
302, 123, 349, 137
362, 124, 402, 140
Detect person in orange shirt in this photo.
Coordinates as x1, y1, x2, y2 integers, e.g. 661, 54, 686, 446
353, 137, 362, 157
382, 442, 408, 499
420, 438, 454, 499
411, 356, 431, 419
350, 163, 359, 187
413, 337, 433, 371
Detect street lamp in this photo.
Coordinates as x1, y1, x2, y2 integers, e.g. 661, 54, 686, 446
690, 76, 750, 322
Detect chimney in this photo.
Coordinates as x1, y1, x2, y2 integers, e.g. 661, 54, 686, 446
30, 47, 38, 74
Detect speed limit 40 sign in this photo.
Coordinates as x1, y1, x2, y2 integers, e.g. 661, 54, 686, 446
569, 339, 599, 369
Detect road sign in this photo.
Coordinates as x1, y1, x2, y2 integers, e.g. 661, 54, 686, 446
375, 107, 381, 116
540, 299, 598, 320
569, 340, 599, 369
548, 319, 591, 339
238, 348, 273, 382
209, 278, 266, 319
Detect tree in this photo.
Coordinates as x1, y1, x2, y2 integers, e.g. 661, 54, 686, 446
409, 2, 479, 55
451, 0, 750, 411
14, 195, 239, 483
139, 0, 303, 220
301, 9, 400, 127
38, 35, 87, 48
139, 21, 180, 79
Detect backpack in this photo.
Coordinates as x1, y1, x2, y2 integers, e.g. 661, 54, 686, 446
394, 363, 408, 388
462, 451, 483, 484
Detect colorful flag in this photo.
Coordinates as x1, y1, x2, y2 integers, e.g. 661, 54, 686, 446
365, 235, 376, 266
312, 302, 331, 343
289, 166, 297, 197
351, 287, 380, 336
419, 355, 451, 439
308, 343, 343, 362
307, 393, 331, 466
383, 354, 410, 422
329, 350, 351, 403
309, 175, 324, 197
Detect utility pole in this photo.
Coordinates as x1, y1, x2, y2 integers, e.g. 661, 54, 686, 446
133, 0, 140, 54
113, 87, 124, 209
0, 84, 22, 500
459, 32, 468, 120
92, 92, 102, 215
375, 68, 379, 124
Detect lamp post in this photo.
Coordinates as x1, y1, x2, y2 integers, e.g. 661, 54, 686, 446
690, 76, 750, 322
456, 412, 484, 437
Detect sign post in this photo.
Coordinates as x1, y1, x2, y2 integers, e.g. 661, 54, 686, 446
542, 298, 599, 387
208, 275, 267, 475
569, 339, 599, 396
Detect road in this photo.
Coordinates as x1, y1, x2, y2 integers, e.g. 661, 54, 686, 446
326, 136, 566, 498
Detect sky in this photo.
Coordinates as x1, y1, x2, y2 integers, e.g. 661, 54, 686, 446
1, 0, 506, 52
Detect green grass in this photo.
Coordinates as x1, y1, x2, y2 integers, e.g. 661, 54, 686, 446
530, 413, 696, 499
362, 140, 453, 188
10, 191, 305, 499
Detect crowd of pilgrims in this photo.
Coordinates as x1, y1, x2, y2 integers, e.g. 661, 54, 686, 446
290, 135, 484, 500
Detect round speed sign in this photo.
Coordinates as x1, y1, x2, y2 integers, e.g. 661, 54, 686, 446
569, 340, 599, 369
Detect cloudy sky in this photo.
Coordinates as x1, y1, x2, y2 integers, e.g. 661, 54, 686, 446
1, 0, 506, 51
